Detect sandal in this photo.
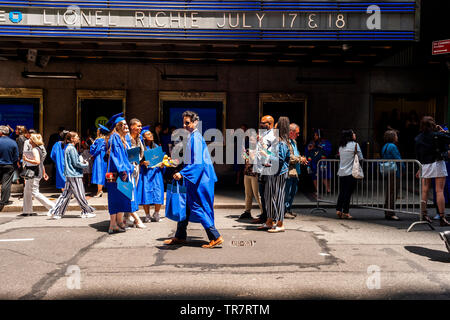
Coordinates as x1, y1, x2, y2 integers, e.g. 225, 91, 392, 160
385, 215, 400, 221
108, 227, 126, 234
342, 213, 353, 219
336, 211, 343, 219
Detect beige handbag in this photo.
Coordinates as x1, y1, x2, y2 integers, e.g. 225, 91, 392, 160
352, 143, 364, 179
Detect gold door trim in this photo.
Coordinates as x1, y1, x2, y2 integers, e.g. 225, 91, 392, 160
158, 91, 227, 135
0, 88, 44, 136
258, 93, 308, 143
76, 90, 126, 133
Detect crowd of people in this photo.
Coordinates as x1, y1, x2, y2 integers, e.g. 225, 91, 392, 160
1, 112, 450, 251
236, 114, 450, 233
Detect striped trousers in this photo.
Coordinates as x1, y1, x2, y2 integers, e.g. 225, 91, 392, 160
50, 177, 95, 216
265, 173, 288, 222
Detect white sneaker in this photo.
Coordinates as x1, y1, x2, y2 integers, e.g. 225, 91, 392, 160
47, 210, 53, 217
126, 217, 135, 227
52, 215, 61, 220
81, 213, 96, 218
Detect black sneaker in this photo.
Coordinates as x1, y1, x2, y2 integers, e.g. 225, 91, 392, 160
239, 211, 253, 219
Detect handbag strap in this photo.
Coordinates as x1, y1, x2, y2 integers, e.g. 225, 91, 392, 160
106, 145, 112, 173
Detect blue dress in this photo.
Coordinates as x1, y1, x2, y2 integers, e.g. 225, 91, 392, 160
137, 144, 165, 205
90, 138, 107, 185
50, 141, 67, 189
106, 133, 138, 215
179, 130, 218, 228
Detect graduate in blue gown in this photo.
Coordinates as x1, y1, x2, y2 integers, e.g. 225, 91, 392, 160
104, 113, 138, 234
50, 140, 67, 190
165, 110, 223, 248
90, 124, 109, 198
137, 126, 165, 223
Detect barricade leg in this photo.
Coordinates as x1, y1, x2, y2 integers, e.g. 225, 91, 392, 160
310, 159, 328, 214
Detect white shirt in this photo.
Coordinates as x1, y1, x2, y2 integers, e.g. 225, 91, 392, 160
254, 128, 277, 175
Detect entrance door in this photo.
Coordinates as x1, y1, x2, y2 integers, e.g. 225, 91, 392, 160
0, 88, 43, 134
77, 90, 126, 141
259, 93, 307, 145
80, 99, 123, 138
259, 93, 311, 192
372, 95, 436, 158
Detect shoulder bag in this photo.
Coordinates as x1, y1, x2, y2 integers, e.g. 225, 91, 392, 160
352, 143, 364, 179
379, 144, 397, 175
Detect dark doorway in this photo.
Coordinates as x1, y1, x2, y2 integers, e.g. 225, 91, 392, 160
262, 101, 306, 142
80, 99, 123, 140
261, 100, 313, 193
372, 95, 436, 159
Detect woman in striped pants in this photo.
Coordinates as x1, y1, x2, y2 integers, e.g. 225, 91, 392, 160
258, 116, 291, 233
49, 132, 95, 219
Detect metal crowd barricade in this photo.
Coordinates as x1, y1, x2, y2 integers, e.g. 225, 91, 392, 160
310, 159, 434, 232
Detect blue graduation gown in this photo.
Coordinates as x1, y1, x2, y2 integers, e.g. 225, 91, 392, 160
90, 138, 107, 185
137, 145, 165, 205
50, 141, 67, 189
106, 133, 138, 214
180, 130, 217, 228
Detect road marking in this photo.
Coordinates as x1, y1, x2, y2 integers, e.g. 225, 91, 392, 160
319, 253, 330, 256
0, 238, 34, 242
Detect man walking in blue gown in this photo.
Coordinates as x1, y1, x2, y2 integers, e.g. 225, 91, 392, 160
164, 110, 224, 249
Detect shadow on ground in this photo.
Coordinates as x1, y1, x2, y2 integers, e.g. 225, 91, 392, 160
404, 246, 450, 263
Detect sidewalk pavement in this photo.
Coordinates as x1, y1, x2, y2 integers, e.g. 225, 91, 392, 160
2, 185, 321, 212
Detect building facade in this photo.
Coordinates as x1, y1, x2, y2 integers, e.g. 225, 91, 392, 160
0, 0, 448, 170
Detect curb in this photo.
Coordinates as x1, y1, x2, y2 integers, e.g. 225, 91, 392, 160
1, 203, 332, 212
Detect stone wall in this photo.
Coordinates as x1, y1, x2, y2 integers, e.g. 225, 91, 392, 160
0, 59, 447, 158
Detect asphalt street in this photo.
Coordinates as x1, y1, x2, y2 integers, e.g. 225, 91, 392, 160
0, 207, 449, 300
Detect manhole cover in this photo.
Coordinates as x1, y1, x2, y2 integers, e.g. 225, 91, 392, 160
160, 229, 328, 267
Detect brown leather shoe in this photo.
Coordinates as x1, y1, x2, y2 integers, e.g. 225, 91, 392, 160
202, 236, 224, 248
163, 237, 186, 245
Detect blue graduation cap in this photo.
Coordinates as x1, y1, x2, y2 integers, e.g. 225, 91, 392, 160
98, 124, 110, 135
106, 112, 125, 129
140, 125, 151, 138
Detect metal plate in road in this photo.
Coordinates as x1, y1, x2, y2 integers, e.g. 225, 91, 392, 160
158, 229, 332, 268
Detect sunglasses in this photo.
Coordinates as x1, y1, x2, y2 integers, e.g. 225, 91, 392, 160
184, 121, 191, 125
